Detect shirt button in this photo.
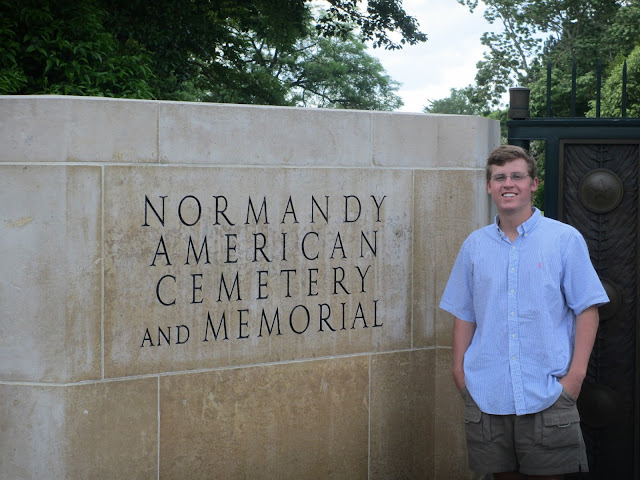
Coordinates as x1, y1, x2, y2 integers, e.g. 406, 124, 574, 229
512, 334, 516, 338
512, 356, 516, 360
524, 233, 528, 237
511, 289, 515, 294
511, 268, 515, 272
511, 311, 515, 315
512, 246, 516, 249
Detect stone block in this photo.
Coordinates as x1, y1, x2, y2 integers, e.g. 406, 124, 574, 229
412, 169, 491, 349
372, 113, 500, 168
0, 96, 158, 163
104, 166, 412, 376
372, 113, 439, 167
370, 349, 435, 478
0, 166, 102, 382
65, 378, 158, 479
159, 357, 368, 479
0, 385, 66, 478
433, 115, 502, 169
1, 379, 157, 479
434, 348, 473, 479
158, 102, 371, 166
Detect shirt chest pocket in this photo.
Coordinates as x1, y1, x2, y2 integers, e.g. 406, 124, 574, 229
519, 261, 561, 319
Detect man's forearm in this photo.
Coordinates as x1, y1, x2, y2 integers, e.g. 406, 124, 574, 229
452, 317, 476, 391
560, 305, 600, 398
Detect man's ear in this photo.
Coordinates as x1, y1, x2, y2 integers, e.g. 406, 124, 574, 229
531, 177, 539, 192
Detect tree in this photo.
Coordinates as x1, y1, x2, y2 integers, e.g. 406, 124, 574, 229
317, 0, 427, 50
424, 85, 490, 115
286, 33, 402, 110
450, 0, 639, 116
587, 45, 640, 117
193, 10, 404, 109
0, 0, 154, 97
1, 0, 425, 110
424, 0, 639, 212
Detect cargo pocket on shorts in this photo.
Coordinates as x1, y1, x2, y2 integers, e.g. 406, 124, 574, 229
462, 389, 485, 444
541, 401, 581, 448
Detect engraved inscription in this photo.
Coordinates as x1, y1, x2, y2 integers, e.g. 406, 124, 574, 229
104, 167, 411, 376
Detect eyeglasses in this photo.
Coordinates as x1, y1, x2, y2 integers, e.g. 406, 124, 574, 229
491, 173, 530, 183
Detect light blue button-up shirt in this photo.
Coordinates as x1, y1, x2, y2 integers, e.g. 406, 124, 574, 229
440, 208, 609, 415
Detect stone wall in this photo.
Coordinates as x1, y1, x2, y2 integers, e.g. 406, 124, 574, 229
0, 96, 499, 479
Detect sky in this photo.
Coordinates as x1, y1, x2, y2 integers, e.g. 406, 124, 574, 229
367, 0, 495, 113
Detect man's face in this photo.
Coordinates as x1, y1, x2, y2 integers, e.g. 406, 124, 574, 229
487, 158, 539, 214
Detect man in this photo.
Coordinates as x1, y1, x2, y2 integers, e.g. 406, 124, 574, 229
439, 145, 609, 479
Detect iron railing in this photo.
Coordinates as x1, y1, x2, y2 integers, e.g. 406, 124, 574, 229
542, 59, 630, 118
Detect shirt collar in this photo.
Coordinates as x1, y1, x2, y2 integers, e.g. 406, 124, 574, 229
494, 207, 541, 239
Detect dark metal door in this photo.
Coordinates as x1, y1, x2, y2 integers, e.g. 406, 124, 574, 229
559, 141, 640, 479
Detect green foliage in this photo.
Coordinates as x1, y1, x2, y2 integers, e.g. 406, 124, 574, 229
457, 0, 547, 104
586, 45, 640, 117
187, 8, 404, 109
488, 108, 509, 144
2, 0, 423, 109
421, 1, 640, 212
530, 140, 546, 210
285, 31, 402, 110
450, 0, 640, 117
0, 0, 155, 97
318, 0, 427, 50
99, 0, 297, 101
424, 85, 491, 115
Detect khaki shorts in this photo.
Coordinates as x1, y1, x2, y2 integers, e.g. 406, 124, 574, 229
461, 386, 589, 476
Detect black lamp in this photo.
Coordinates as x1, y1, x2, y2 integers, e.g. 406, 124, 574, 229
508, 87, 530, 120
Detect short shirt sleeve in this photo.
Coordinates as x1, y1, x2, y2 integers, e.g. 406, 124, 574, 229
561, 230, 609, 315
439, 237, 476, 323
